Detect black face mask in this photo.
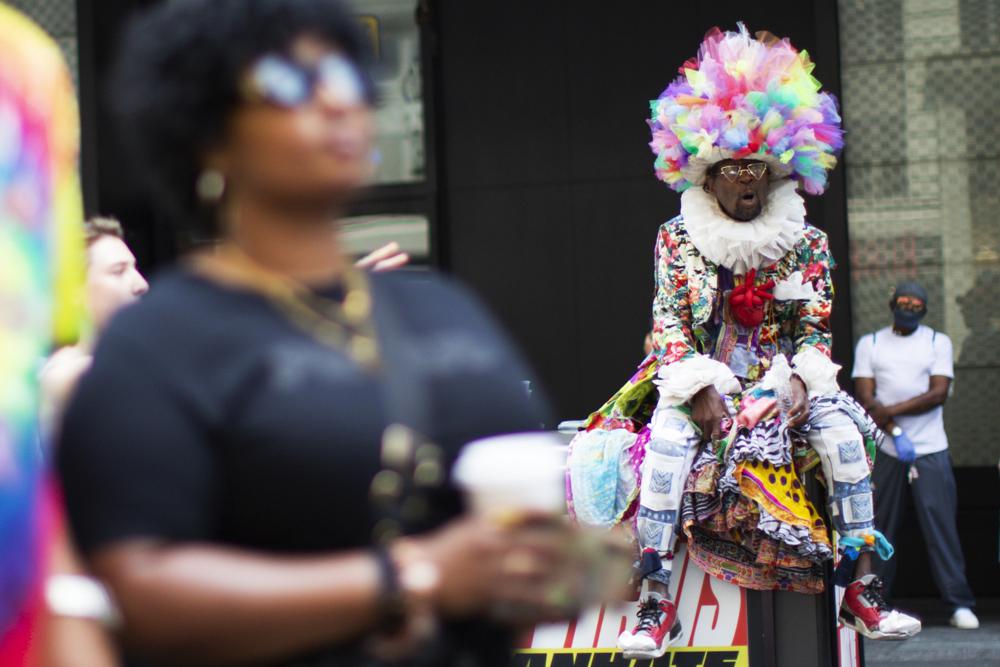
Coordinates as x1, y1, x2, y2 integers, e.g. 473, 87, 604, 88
893, 307, 925, 330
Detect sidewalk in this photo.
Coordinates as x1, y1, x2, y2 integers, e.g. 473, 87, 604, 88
863, 598, 1000, 667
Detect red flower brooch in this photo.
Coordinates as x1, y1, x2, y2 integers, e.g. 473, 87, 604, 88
729, 269, 774, 328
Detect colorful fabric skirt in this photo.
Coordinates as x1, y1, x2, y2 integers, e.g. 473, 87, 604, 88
680, 415, 832, 594
570, 356, 879, 594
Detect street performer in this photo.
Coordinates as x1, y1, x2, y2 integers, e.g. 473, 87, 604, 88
566, 24, 921, 659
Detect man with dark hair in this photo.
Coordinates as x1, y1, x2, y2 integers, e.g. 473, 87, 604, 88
853, 281, 978, 630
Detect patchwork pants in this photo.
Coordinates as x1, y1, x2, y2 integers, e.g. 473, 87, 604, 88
638, 404, 702, 585
638, 390, 876, 586
804, 405, 876, 541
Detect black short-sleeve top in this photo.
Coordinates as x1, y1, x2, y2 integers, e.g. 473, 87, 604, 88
57, 268, 551, 666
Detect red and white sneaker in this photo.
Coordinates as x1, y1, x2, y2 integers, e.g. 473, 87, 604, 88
839, 574, 921, 640
617, 595, 683, 659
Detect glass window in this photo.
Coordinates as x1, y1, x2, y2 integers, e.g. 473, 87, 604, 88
356, 1, 425, 184
840, 0, 1000, 466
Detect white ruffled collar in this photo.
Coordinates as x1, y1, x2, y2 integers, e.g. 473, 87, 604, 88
679, 179, 806, 273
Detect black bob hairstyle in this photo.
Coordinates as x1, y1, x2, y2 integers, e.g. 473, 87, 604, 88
110, 0, 375, 239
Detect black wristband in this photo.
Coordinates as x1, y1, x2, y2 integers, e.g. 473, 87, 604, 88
372, 546, 407, 632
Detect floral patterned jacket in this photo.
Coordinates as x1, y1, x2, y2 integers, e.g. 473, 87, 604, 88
651, 215, 835, 381
586, 215, 836, 432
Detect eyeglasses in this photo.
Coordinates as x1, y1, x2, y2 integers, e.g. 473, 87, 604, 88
715, 162, 768, 182
243, 53, 366, 108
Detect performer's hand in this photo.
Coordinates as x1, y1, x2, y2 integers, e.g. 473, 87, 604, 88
691, 384, 729, 443
786, 375, 810, 428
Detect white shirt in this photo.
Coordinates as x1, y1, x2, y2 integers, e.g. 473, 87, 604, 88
852, 325, 953, 459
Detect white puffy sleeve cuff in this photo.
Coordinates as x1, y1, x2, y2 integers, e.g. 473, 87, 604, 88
791, 348, 842, 397
760, 354, 794, 393
654, 354, 741, 406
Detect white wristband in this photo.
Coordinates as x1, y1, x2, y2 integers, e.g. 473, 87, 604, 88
45, 574, 121, 628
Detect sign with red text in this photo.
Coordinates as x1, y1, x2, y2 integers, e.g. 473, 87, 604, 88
516, 545, 748, 667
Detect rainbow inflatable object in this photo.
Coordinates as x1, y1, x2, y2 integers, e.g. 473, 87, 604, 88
0, 4, 84, 661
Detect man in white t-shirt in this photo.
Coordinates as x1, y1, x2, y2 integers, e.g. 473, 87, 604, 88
852, 281, 978, 630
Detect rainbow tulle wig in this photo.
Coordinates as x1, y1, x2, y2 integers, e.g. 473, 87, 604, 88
648, 23, 844, 195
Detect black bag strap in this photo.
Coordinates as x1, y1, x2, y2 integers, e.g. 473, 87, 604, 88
365, 274, 456, 665
369, 274, 432, 436
366, 274, 450, 540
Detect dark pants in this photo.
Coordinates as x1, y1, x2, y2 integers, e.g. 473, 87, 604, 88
871, 449, 976, 610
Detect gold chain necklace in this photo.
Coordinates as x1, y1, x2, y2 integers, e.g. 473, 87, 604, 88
189, 245, 380, 370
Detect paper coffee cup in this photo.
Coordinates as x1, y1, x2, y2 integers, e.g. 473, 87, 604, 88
452, 432, 567, 518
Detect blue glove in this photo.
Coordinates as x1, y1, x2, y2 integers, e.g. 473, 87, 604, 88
893, 429, 917, 464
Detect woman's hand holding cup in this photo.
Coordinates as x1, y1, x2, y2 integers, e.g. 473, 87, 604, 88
404, 433, 634, 626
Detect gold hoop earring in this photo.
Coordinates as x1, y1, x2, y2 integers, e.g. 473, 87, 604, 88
196, 169, 226, 203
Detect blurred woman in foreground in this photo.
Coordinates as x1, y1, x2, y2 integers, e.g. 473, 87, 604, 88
56, 1, 615, 665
